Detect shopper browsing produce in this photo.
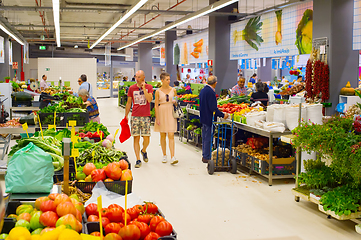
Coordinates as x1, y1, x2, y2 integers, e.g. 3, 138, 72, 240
40, 75, 48, 91
125, 70, 154, 168
249, 73, 257, 84
154, 72, 178, 165
251, 82, 269, 106
231, 77, 247, 97
199, 76, 229, 163
78, 89, 100, 124
74, 74, 93, 97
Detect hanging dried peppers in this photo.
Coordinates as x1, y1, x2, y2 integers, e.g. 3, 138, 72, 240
321, 64, 330, 102
305, 59, 313, 99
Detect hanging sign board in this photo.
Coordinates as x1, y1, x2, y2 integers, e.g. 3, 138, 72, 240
160, 43, 165, 66
12, 62, 18, 69
230, 2, 313, 60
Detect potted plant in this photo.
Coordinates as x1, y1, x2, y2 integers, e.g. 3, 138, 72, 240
4, 76, 10, 83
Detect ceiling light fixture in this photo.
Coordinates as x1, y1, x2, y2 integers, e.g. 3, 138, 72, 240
0, 23, 24, 45
90, 0, 149, 49
152, 45, 161, 50
52, 0, 61, 47
117, 0, 238, 51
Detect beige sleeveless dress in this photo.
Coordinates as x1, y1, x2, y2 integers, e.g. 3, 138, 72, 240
154, 89, 177, 133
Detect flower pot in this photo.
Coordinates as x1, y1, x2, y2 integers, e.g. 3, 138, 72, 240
5, 79, 10, 83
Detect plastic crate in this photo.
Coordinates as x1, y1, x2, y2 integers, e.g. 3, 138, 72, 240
38, 112, 64, 126
253, 158, 296, 175
64, 112, 89, 126
5, 201, 35, 219
85, 219, 176, 239
0, 218, 16, 237
75, 180, 132, 195
12, 100, 32, 107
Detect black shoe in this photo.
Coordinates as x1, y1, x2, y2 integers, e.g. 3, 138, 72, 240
141, 150, 148, 162
135, 160, 142, 168
202, 157, 209, 163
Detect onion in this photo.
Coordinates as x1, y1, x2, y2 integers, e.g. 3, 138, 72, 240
106, 134, 115, 143
102, 139, 112, 149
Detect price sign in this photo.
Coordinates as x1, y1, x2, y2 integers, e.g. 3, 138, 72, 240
69, 120, 77, 127
22, 123, 29, 138
71, 135, 79, 145
48, 125, 56, 130
12, 62, 18, 69
97, 196, 104, 238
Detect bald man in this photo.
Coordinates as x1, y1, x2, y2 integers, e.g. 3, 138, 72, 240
125, 70, 154, 168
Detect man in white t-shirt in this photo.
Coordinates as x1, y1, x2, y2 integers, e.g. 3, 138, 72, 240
40, 75, 48, 91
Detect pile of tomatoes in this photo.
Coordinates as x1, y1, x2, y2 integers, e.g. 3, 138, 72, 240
86, 202, 173, 240
217, 103, 251, 114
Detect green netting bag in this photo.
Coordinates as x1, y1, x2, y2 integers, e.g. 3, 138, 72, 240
5, 142, 54, 193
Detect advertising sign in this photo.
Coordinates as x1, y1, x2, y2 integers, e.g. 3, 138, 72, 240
9, 41, 12, 65
160, 43, 165, 66
354, 0, 361, 50
230, 2, 313, 60
173, 30, 208, 65
0, 36, 4, 64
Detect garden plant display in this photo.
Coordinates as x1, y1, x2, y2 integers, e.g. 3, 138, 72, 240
85, 202, 174, 239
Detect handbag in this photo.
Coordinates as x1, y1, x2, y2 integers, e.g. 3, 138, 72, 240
172, 103, 184, 118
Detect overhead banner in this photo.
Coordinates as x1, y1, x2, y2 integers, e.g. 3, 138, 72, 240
173, 30, 208, 65
230, 2, 313, 60
353, 0, 361, 50
9, 41, 12, 66
160, 43, 165, 66
0, 36, 4, 64
24, 42, 29, 64
105, 43, 111, 66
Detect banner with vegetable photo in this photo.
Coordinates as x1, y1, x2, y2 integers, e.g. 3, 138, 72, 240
353, 0, 361, 50
230, 1, 313, 60
173, 30, 208, 65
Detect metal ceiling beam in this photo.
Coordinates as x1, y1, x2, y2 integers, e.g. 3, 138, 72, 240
0, 6, 245, 16
13, 24, 201, 31
0, 16, 27, 44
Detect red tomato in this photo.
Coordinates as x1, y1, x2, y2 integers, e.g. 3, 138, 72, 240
143, 203, 158, 214
130, 221, 150, 239
54, 194, 71, 207
90, 232, 101, 236
134, 205, 143, 215
56, 201, 76, 217
87, 215, 99, 222
39, 211, 58, 227
144, 232, 161, 240
108, 204, 122, 210
107, 207, 123, 223
118, 225, 141, 240
40, 200, 56, 212
149, 216, 165, 232
127, 207, 139, 220
104, 233, 123, 240
105, 163, 122, 180
48, 193, 59, 200
86, 203, 99, 217
101, 208, 109, 217
91, 169, 106, 182
102, 217, 110, 227
122, 212, 131, 224
118, 160, 129, 170
105, 222, 121, 235
155, 221, 173, 237
137, 214, 153, 225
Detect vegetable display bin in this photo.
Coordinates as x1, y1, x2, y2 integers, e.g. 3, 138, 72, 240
38, 112, 64, 126
5, 201, 35, 220
53, 157, 76, 183
252, 157, 296, 175
85, 216, 177, 239
0, 218, 16, 236
64, 112, 89, 126
75, 180, 132, 195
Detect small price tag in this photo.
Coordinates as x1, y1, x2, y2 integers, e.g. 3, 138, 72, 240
97, 196, 103, 238
69, 120, 77, 127
97, 128, 102, 141
22, 123, 28, 131
48, 124, 56, 130
71, 148, 79, 158
71, 135, 79, 144
92, 151, 95, 163
54, 111, 56, 125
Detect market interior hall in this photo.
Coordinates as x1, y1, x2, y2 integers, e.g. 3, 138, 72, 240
0, 0, 360, 239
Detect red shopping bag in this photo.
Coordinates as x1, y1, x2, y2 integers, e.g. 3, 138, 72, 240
119, 117, 131, 143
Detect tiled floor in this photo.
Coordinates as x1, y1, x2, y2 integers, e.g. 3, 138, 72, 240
1, 98, 361, 239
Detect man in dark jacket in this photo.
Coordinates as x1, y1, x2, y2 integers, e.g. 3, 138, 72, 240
199, 76, 229, 163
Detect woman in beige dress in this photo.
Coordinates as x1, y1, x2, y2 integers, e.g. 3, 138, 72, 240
154, 72, 178, 165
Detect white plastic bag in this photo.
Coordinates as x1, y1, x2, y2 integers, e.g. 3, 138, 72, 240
255, 120, 265, 128
306, 104, 323, 125
263, 122, 286, 133
273, 105, 287, 126
266, 105, 276, 122
285, 104, 307, 131
85, 181, 143, 208
246, 111, 266, 126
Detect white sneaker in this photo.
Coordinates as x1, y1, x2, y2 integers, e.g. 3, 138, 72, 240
162, 155, 167, 163
170, 157, 178, 165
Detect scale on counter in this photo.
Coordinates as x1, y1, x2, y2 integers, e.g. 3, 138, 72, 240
29, 81, 39, 91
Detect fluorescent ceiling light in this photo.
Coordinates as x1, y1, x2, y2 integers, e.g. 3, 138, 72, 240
52, 0, 61, 47
90, 53, 131, 57
118, 0, 238, 50
152, 45, 161, 50
90, 0, 149, 49
0, 23, 24, 45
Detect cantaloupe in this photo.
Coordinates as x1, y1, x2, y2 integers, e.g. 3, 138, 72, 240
340, 81, 355, 96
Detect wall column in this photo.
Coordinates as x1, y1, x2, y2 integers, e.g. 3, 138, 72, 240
137, 42, 153, 81
165, 22, 177, 84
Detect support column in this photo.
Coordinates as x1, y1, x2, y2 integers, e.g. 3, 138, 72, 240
165, 22, 177, 84
313, 0, 358, 115
110, 60, 113, 98
138, 42, 153, 81
208, 2, 238, 93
